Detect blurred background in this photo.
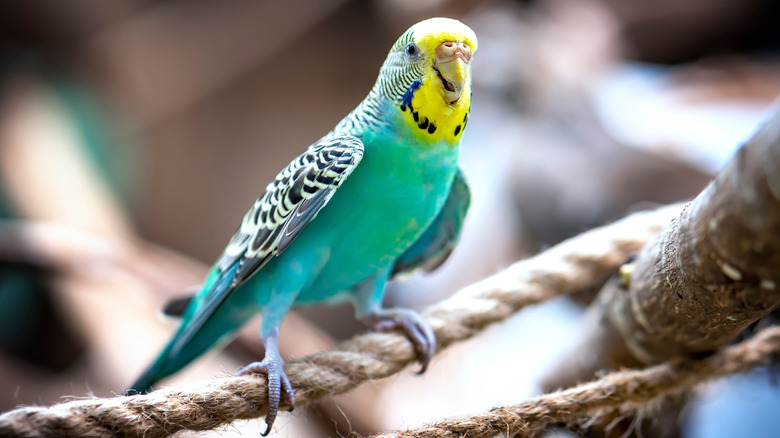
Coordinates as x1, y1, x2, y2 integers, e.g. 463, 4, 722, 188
1, 0, 779, 436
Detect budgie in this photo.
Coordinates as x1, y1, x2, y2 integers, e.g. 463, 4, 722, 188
129, 17, 477, 435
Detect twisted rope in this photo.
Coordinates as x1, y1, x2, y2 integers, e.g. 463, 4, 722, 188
373, 325, 780, 438
0, 204, 682, 438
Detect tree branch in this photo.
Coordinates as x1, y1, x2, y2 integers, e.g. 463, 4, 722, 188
543, 105, 780, 392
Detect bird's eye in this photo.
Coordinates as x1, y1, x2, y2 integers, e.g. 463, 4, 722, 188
405, 43, 419, 58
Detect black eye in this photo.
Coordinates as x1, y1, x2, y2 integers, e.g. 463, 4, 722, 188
405, 43, 418, 58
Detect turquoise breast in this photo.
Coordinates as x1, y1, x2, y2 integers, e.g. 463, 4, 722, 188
288, 121, 460, 304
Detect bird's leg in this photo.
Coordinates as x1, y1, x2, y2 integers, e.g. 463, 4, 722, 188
353, 270, 436, 373
359, 307, 436, 373
237, 326, 294, 436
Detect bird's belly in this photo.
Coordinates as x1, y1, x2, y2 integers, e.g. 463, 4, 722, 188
291, 150, 457, 304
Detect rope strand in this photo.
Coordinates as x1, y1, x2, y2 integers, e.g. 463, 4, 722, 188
373, 325, 780, 438
0, 204, 682, 438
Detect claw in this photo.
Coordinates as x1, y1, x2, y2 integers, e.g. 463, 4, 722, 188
238, 356, 295, 436
363, 308, 436, 373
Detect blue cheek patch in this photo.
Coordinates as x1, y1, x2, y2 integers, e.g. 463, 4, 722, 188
400, 80, 421, 112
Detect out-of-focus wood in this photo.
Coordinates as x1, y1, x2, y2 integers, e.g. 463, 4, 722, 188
0, 78, 133, 236
83, 0, 350, 127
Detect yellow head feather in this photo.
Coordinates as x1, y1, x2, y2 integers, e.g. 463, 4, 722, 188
403, 18, 477, 144
408, 17, 478, 55
388, 18, 478, 145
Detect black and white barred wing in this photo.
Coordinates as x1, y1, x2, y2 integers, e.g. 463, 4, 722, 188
170, 136, 363, 348
219, 135, 364, 285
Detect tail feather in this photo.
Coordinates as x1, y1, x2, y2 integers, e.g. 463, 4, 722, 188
127, 347, 172, 394
127, 264, 240, 395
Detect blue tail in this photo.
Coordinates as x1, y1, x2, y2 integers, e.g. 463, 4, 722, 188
127, 345, 174, 394
127, 263, 243, 395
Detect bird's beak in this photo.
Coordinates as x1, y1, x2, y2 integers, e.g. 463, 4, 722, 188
434, 41, 472, 104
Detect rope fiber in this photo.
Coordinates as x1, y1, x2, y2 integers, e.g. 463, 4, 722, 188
373, 325, 780, 438
0, 204, 683, 438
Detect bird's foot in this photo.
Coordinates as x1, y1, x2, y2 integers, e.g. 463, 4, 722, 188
238, 356, 295, 436
362, 308, 436, 373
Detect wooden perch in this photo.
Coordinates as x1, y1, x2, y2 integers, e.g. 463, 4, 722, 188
544, 105, 780, 390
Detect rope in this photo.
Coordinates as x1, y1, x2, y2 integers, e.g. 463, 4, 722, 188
372, 325, 780, 438
0, 204, 682, 438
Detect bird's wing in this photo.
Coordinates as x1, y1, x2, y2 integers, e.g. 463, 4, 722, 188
171, 135, 363, 353
218, 135, 364, 283
391, 168, 470, 277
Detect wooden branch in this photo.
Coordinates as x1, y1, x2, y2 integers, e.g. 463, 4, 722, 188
0, 220, 205, 296
543, 104, 780, 391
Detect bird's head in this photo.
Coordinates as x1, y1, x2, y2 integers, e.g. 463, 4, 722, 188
376, 17, 478, 145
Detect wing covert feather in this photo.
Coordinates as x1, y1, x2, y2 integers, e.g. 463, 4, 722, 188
220, 135, 364, 285
171, 136, 363, 353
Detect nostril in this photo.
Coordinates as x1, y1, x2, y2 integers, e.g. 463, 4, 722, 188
444, 42, 454, 48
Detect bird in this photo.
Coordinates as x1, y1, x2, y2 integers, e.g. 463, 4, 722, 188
128, 17, 477, 435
